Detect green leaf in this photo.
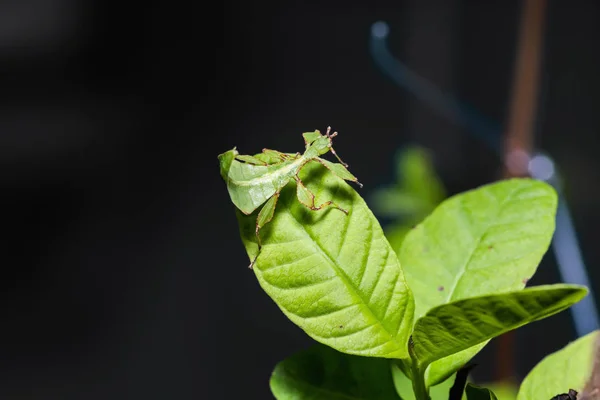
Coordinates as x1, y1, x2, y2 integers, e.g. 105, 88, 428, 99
270, 344, 401, 400
392, 363, 464, 400
425, 344, 487, 387
517, 330, 599, 400
371, 189, 432, 219
317, 157, 360, 183
465, 384, 498, 400
411, 285, 587, 368
399, 178, 558, 384
400, 178, 558, 320
237, 161, 415, 358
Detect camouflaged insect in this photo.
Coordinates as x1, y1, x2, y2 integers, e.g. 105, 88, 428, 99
218, 127, 362, 268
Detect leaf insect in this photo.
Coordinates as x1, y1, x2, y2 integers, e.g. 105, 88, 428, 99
218, 127, 362, 269
551, 335, 600, 400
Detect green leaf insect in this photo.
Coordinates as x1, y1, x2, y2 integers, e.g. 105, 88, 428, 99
218, 127, 362, 268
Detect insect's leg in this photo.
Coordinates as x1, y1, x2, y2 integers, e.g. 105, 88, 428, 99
261, 148, 291, 161
235, 154, 268, 165
248, 192, 280, 269
315, 157, 363, 188
294, 176, 348, 215
329, 147, 349, 168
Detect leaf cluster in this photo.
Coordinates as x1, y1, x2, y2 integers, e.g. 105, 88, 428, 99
220, 143, 593, 400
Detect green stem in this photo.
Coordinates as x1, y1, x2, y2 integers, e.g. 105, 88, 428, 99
408, 337, 431, 400
410, 364, 430, 400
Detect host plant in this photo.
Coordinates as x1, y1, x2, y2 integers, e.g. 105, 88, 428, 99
218, 129, 592, 400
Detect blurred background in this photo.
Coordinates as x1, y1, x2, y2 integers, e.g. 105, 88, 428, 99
2, 0, 600, 398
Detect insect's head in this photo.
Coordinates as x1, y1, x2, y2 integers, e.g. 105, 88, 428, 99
303, 126, 351, 169
304, 126, 337, 156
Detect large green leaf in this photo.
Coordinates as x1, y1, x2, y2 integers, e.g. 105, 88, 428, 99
399, 178, 558, 384
400, 177, 557, 318
270, 345, 401, 400
517, 330, 599, 400
412, 285, 587, 367
465, 384, 498, 400
237, 161, 415, 358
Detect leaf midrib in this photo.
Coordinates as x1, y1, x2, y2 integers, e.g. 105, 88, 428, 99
443, 185, 524, 304
285, 183, 406, 354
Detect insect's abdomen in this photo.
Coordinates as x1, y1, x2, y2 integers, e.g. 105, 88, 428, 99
226, 160, 284, 214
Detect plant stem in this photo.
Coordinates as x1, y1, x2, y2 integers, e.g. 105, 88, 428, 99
410, 363, 430, 400
408, 337, 431, 400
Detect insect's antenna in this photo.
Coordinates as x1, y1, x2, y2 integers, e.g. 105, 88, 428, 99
327, 126, 338, 139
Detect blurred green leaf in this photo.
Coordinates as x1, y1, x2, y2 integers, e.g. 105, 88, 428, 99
371, 146, 447, 256
371, 146, 445, 221
270, 344, 401, 400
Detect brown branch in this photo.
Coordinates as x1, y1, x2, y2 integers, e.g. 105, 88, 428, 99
503, 0, 547, 177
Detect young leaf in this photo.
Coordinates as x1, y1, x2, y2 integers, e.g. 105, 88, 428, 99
465, 384, 498, 400
237, 161, 415, 359
425, 344, 487, 387
517, 330, 600, 400
270, 344, 401, 400
411, 285, 587, 368
399, 178, 558, 384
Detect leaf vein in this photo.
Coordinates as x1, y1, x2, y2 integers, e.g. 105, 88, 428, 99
302, 303, 360, 321
286, 206, 404, 350
261, 252, 316, 272
444, 185, 528, 303
268, 275, 337, 291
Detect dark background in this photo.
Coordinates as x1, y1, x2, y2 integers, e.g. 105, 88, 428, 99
2, 0, 599, 398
